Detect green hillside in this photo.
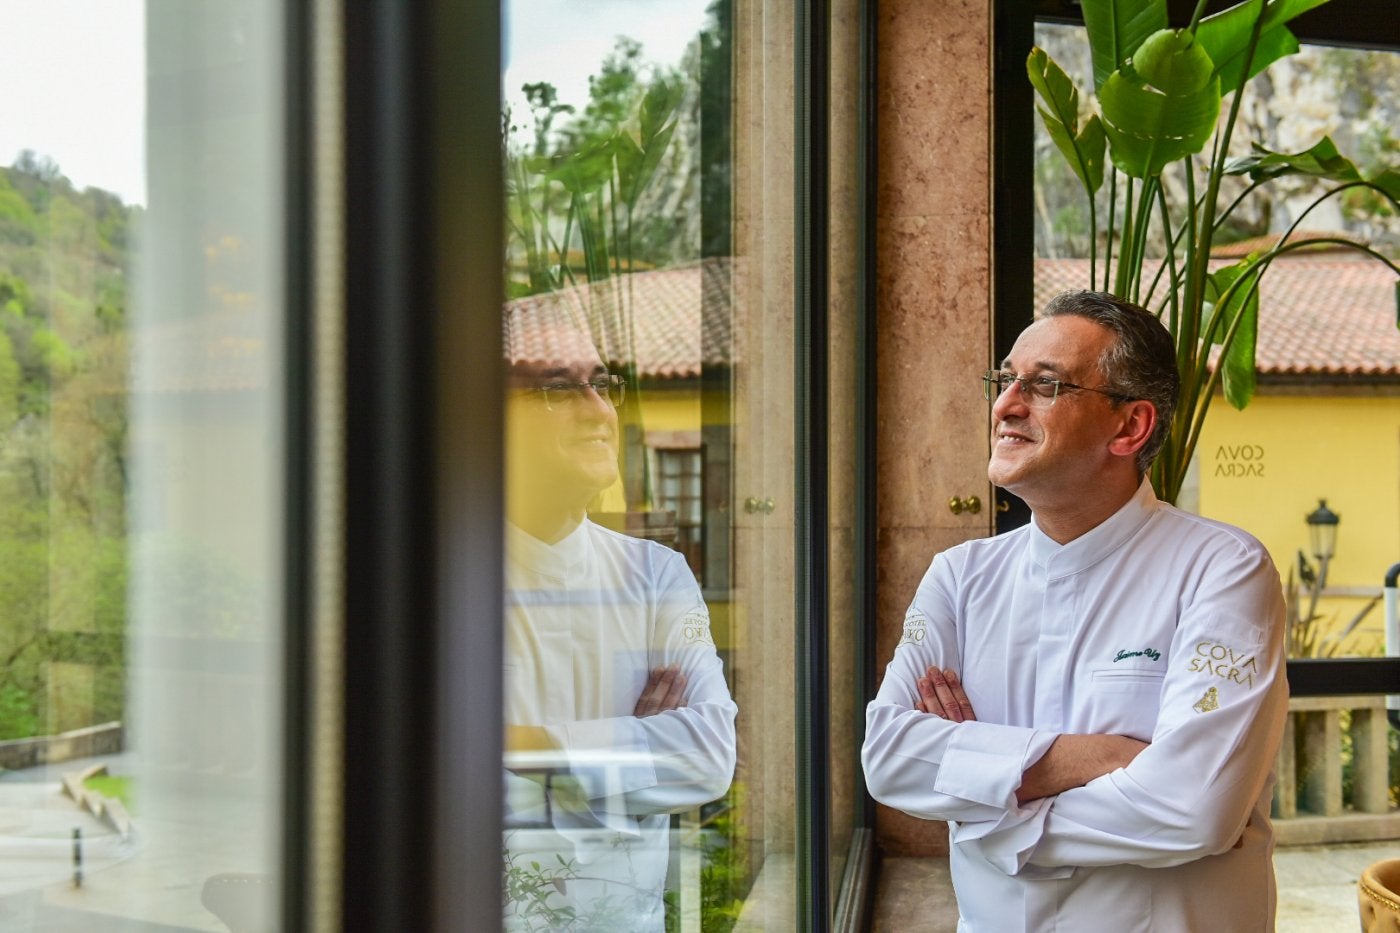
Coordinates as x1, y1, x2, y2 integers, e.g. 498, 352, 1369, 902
0, 151, 133, 740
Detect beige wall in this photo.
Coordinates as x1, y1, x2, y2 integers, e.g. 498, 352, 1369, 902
874, 0, 998, 857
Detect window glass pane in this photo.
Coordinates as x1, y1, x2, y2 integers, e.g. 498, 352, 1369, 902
1033, 25, 1400, 929
0, 2, 286, 929
499, 0, 837, 926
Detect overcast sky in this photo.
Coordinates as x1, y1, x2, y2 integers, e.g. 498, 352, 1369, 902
0, 1, 146, 205
0, 0, 704, 208
503, 0, 708, 120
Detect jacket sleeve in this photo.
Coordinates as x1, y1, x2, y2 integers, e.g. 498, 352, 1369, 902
976, 539, 1288, 874
862, 550, 1056, 825
554, 550, 736, 817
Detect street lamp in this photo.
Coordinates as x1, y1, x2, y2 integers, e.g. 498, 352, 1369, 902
1306, 498, 1341, 588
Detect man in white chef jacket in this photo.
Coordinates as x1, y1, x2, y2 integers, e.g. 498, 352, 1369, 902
501, 303, 737, 931
862, 290, 1288, 932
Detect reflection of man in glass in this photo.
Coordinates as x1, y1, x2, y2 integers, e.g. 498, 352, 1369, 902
502, 303, 737, 931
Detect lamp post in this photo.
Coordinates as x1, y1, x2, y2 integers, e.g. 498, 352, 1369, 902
1301, 499, 1341, 627
1306, 499, 1341, 589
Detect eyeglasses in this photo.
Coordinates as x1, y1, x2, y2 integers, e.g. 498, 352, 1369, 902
525, 374, 627, 411
981, 370, 1133, 407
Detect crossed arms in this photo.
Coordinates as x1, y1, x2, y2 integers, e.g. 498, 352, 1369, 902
507, 665, 692, 751
862, 537, 1288, 874
915, 666, 1147, 805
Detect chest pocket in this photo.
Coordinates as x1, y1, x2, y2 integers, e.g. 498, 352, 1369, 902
1081, 667, 1165, 739
1091, 667, 1166, 693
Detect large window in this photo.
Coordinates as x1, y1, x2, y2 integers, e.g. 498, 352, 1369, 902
0, 2, 292, 928
499, 0, 865, 927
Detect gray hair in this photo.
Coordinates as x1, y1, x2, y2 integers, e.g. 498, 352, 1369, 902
1042, 290, 1179, 473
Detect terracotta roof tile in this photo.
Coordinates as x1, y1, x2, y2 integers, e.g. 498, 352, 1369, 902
1209, 230, 1359, 259
504, 258, 738, 379
1035, 258, 1400, 377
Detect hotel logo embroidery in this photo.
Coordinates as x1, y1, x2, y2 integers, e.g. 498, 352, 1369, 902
899, 610, 928, 647
1187, 640, 1258, 687
682, 607, 715, 646
1192, 686, 1220, 714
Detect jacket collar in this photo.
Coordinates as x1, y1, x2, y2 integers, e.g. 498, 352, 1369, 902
1027, 477, 1160, 578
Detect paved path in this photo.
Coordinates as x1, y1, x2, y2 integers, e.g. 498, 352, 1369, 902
0, 753, 271, 931
873, 843, 1397, 931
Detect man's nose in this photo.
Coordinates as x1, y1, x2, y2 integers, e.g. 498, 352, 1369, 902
580, 383, 617, 418
990, 377, 1028, 419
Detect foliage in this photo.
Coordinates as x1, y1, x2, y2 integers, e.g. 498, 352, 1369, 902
84, 774, 135, 813
505, 38, 690, 300
0, 154, 132, 738
695, 788, 749, 930
1029, 0, 1400, 505
1283, 554, 1377, 658
502, 834, 660, 931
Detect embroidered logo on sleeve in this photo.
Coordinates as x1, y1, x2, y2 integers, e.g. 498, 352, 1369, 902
682, 607, 715, 646
1112, 647, 1161, 662
1187, 640, 1258, 688
898, 609, 928, 647
1192, 686, 1220, 713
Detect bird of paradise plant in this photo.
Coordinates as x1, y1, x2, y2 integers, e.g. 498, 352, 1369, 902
1028, 0, 1400, 505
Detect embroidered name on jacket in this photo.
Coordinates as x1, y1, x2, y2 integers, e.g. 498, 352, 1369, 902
1188, 640, 1257, 687
1113, 648, 1161, 662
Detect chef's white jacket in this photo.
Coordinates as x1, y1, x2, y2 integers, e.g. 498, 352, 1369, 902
863, 480, 1288, 932
503, 518, 737, 931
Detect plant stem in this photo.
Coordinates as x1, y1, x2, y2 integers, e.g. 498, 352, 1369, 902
1154, 185, 1181, 337
1104, 169, 1118, 292
1187, 0, 1211, 34
1116, 176, 1136, 296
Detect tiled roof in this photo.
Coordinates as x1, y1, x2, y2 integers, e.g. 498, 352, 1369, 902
504, 258, 738, 379
1209, 230, 1358, 259
1035, 258, 1400, 378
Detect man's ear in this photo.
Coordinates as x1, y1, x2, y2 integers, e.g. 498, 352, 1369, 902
1107, 400, 1156, 459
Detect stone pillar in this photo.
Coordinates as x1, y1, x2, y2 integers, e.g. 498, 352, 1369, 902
874, 0, 997, 856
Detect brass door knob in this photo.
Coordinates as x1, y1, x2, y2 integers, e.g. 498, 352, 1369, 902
948, 495, 982, 515
744, 496, 776, 515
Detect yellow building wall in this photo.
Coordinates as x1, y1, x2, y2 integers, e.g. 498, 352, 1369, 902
596, 385, 703, 512
1197, 393, 1400, 651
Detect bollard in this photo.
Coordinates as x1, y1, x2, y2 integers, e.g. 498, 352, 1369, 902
72, 826, 82, 888
1386, 562, 1399, 730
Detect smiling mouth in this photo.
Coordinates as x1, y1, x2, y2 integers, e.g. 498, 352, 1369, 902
996, 429, 1034, 445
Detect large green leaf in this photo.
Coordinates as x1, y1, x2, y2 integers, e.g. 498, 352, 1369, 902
1197, 0, 1331, 95
1223, 137, 1361, 182
1081, 0, 1167, 92
1369, 169, 1400, 207
1100, 29, 1221, 179
1205, 261, 1261, 410
539, 136, 615, 195
1027, 48, 1106, 195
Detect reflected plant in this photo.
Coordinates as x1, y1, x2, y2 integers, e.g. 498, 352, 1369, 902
1029, 0, 1400, 505
502, 831, 661, 931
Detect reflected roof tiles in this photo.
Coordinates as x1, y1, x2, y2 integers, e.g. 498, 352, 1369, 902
504, 258, 737, 379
